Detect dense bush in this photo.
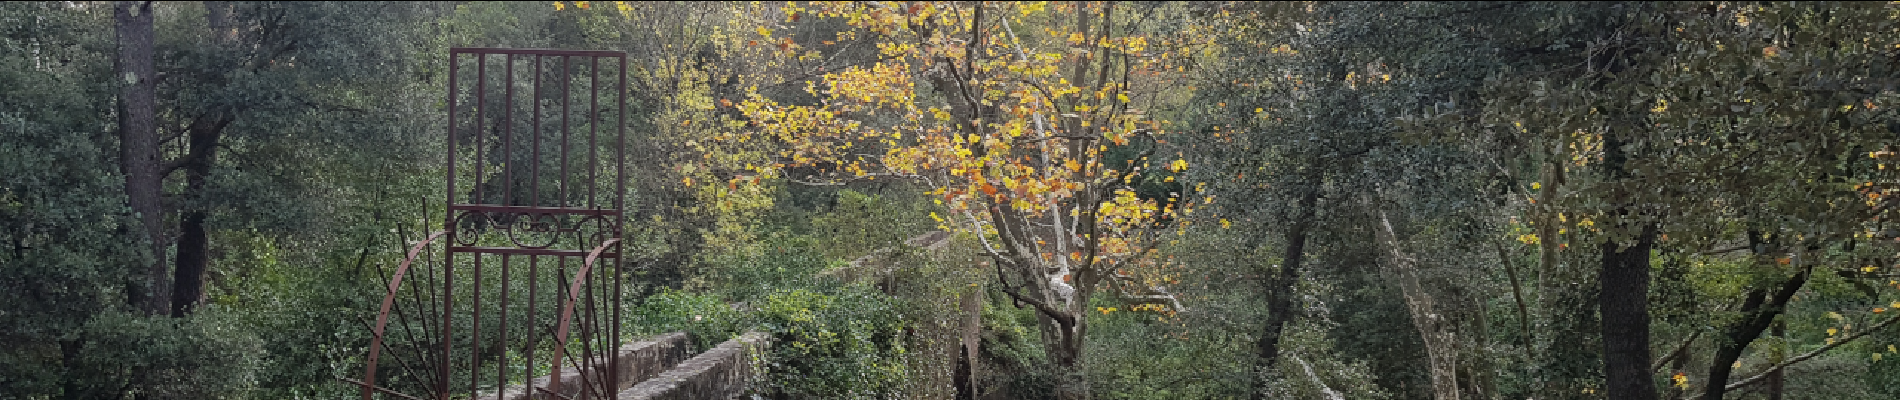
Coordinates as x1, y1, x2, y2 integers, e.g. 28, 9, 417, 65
754, 288, 911, 399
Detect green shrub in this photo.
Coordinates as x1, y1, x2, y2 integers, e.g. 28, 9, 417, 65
755, 287, 911, 400
627, 289, 749, 350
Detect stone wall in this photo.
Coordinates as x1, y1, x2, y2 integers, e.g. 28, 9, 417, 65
481, 332, 692, 400
615, 331, 771, 400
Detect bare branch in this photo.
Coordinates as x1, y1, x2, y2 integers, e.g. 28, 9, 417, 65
995, 273, 1075, 326
1107, 272, 1187, 312
787, 172, 934, 187
1721, 311, 1900, 392
1651, 330, 1702, 373
962, 210, 1011, 264
1290, 354, 1346, 400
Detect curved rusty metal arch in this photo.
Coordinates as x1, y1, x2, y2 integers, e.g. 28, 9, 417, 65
546, 238, 621, 397
356, 230, 448, 400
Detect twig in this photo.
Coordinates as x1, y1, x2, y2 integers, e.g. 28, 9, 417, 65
1652, 330, 1702, 373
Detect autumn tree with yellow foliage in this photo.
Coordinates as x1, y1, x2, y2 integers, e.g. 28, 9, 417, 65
723, 2, 1208, 398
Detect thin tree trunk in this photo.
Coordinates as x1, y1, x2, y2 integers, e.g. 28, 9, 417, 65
116, 0, 167, 316
1494, 241, 1536, 357
1666, 336, 1690, 399
1765, 321, 1784, 400
1371, 199, 1460, 400
1252, 182, 1320, 400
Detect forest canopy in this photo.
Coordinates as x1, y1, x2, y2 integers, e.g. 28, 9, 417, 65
4, 2, 1900, 400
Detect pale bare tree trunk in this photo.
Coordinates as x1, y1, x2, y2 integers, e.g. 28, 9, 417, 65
957, 286, 983, 399
116, 0, 167, 316
1370, 197, 1460, 400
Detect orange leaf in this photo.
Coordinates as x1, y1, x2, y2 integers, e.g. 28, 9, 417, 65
981, 183, 998, 196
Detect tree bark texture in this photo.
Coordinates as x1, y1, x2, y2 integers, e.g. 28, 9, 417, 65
1599, 222, 1659, 400
1252, 182, 1319, 400
1372, 200, 1460, 400
116, 0, 167, 316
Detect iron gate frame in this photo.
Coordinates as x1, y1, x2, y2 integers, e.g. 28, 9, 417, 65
355, 47, 631, 400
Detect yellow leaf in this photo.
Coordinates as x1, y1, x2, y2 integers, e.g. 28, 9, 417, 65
1531, 182, 1542, 190
552, 1, 565, 10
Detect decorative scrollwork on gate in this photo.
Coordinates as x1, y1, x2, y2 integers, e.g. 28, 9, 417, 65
451, 209, 615, 249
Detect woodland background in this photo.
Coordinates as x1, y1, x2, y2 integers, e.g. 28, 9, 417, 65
5, 2, 1900, 400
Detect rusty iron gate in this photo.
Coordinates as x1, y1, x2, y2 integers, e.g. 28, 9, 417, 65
350, 48, 630, 400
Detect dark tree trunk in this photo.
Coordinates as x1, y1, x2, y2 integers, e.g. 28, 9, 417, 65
59, 337, 89, 400
1253, 182, 1320, 400
171, 2, 239, 317
171, 113, 230, 317
1702, 265, 1809, 400
1599, 222, 1659, 400
116, 0, 167, 316
1037, 312, 1088, 400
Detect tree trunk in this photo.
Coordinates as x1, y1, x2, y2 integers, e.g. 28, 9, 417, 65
1701, 262, 1808, 400
957, 286, 983, 400
1252, 182, 1320, 400
171, 2, 239, 317
1600, 222, 1659, 400
1371, 200, 1460, 400
1037, 311, 1088, 400
116, 0, 167, 316
1666, 336, 1690, 399
1765, 321, 1784, 400
171, 111, 230, 317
